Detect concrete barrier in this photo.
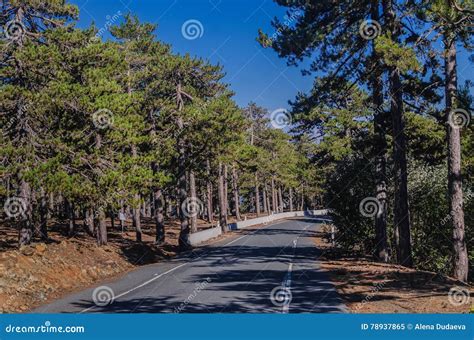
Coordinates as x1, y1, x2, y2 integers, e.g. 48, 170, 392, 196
233, 209, 329, 230
188, 209, 330, 246
188, 226, 222, 246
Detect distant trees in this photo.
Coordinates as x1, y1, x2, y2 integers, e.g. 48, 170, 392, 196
259, 0, 473, 281
0, 1, 318, 251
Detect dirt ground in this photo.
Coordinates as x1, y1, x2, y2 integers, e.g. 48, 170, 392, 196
314, 225, 473, 313
0, 213, 264, 313
0, 214, 230, 313
2, 218, 472, 314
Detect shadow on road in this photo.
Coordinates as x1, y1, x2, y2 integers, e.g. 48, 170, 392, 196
70, 222, 346, 313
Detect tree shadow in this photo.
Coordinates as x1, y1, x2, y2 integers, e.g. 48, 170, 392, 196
70, 232, 347, 313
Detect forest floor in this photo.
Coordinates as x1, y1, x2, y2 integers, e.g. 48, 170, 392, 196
0, 215, 252, 313
314, 225, 473, 313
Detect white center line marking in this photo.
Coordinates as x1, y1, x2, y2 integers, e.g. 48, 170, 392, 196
81, 219, 314, 313
282, 262, 293, 314
280, 224, 312, 313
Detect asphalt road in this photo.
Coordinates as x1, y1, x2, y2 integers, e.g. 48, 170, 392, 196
33, 218, 347, 313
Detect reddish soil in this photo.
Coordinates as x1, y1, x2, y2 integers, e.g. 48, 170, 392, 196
0, 214, 236, 313
314, 224, 473, 313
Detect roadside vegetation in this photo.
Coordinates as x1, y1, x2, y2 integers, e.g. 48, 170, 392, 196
259, 0, 473, 282
0, 1, 319, 254
0, 0, 472, 315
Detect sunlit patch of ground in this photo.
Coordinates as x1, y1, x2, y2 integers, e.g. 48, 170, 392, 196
314, 225, 472, 313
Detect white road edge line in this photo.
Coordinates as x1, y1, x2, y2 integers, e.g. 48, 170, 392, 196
223, 234, 247, 246
81, 219, 315, 313
80, 262, 188, 313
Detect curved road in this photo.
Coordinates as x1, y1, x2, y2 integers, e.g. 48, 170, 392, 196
33, 218, 347, 313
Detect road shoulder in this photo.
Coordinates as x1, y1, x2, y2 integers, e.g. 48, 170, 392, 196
313, 224, 473, 313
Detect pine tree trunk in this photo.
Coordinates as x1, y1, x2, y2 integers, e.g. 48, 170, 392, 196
119, 205, 125, 232
151, 162, 165, 245
162, 196, 167, 218
177, 112, 191, 249
95, 209, 107, 246
132, 205, 141, 242
84, 208, 95, 236
131, 144, 142, 242
232, 164, 241, 220
48, 192, 54, 219
289, 187, 293, 212
146, 199, 152, 218
132, 197, 142, 242
390, 68, 412, 267
263, 182, 270, 215
372, 0, 389, 263
255, 174, 261, 216
383, 0, 412, 267
36, 187, 48, 241
150, 193, 155, 217
271, 176, 276, 213
109, 210, 115, 230
223, 164, 229, 216
445, 35, 468, 282
92, 132, 104, 242
218, 162, 228, 232
206, 160, 213, 223
200, 191, 207, 220
262, 182, 268, 214
154, 188, 165, 245
278, 186, 283, 212
189, 170, 198, 233
18, 179, 33, 246
66, 199, 76, 237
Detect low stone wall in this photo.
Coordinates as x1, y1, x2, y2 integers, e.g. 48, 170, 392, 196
188, 210, 329, 246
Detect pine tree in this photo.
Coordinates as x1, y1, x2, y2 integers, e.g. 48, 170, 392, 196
421, 0, 473, 281
1, 0, 77, 245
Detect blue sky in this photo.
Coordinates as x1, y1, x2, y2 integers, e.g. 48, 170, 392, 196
71, 0, 472, 112
71, 0, 313, 112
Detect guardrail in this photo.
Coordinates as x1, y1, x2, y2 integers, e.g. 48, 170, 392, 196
188, 209, 330, 246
